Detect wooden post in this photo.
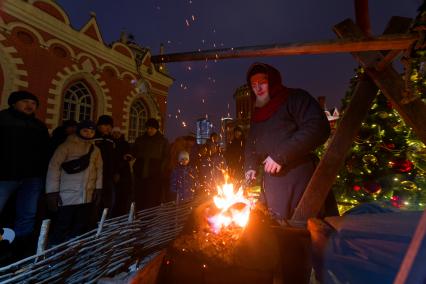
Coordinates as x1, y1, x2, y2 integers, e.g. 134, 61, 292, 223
291, 76, 378, 221
377, 17, 413, 71
96, 208, 108, 238
354, 0, 372, 37
128, 202, 135, 223
35, 219, 51, 262
333, 19, 426, 145
394, 209, 426, 284
292, 16, 416, 221
307, 218, 336, 281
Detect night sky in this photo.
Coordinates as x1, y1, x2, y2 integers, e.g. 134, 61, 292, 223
57, 0, 421, 141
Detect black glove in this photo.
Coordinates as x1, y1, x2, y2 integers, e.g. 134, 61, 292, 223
46, 192, 62, 212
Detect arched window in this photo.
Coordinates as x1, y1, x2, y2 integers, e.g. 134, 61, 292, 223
63, 81, 93, 122
128, 100, 148, 143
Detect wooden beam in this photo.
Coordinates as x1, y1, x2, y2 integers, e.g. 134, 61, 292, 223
393, 209, 426, 284
291, 75, 378, 221
334, 19, 426, 145
355, 0, 372, 37
307, 218, 336, 281
151, 34, 417, 63
377, 17, 414, 70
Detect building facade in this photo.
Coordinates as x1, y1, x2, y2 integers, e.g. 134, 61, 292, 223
0, 0, 173, 142
232, 84, 252, 136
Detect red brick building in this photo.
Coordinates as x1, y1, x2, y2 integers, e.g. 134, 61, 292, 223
0, 0, 173, 142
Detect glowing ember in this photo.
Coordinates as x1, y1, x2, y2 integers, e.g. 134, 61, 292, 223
208, 180, 254, 234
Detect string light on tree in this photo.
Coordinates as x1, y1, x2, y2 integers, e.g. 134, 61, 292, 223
323, 63, 426, 213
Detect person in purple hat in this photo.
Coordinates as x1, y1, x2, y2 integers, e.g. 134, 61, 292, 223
244, 63, 336, 220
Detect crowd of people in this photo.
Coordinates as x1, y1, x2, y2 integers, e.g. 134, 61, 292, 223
0, 90, 245, 263
0, 62, 337, 265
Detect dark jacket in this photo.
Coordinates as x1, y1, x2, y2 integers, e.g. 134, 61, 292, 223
112, 136, 131, 176
245, 88, 330, 171
94, 134, 117, 180
225, 137, 245, 178
0, 108, 49, 180
244, 64, 330, 219
170, 164, 195, 201
132, 131, 169, 179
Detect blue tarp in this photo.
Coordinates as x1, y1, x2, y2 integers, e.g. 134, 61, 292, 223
320, 204, 423, 284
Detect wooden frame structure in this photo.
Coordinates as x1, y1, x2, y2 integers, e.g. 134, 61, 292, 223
150, 1, 426, 283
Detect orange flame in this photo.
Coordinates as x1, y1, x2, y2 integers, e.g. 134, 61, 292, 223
207, 178, 254, 234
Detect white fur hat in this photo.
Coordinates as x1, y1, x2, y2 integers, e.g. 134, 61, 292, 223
178, 151, 189, 161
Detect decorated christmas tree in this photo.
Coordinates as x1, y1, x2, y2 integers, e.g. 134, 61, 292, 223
331, 57, 426, 213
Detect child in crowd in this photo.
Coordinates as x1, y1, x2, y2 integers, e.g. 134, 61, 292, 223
170, 151, 195, 202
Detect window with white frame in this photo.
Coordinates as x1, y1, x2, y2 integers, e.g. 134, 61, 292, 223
63, 81, 93, 122
128, 100, 148, 143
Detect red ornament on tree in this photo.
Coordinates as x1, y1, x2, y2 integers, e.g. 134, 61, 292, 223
353, 185, 361, 191
362, 181, 382, 194
388, 159, 414, 173
385, 143, 395, 150
390, 196, 401, 208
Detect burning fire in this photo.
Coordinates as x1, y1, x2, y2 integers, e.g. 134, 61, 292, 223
207, 180, 254, 234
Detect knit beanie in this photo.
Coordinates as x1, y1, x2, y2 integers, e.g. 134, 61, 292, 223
8, 91, 39, 107
77, 120, 96, 140
97, 115, 114, 127
145, 118, 159, 130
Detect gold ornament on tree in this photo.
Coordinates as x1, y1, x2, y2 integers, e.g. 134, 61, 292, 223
400, 180, 419, 192
407, 141, 426, 172
377, 111, 389, 119
362, 154, 378, 164
362, 154, 377, 173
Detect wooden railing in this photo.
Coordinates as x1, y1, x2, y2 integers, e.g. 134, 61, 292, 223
0, 198, 202, 283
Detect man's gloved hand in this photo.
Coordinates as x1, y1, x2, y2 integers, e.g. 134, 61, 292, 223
46, 192, 61, 212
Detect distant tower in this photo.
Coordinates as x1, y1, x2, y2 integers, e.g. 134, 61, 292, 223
157, 43, 168, 74
196, 118, 213, 144
220, 117, 234, 145
233, 84, 252, 132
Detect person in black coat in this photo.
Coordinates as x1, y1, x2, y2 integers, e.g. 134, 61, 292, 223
111, 127, 132, 216
244, 63, 334, 220
131, 118, 169, 210
48, 119, 77, 160
0, 91, 49, 256
225, 126, 246, 180
94, 115, 117, 215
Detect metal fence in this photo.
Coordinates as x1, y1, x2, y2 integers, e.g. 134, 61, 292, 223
0, 198, 202, 284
